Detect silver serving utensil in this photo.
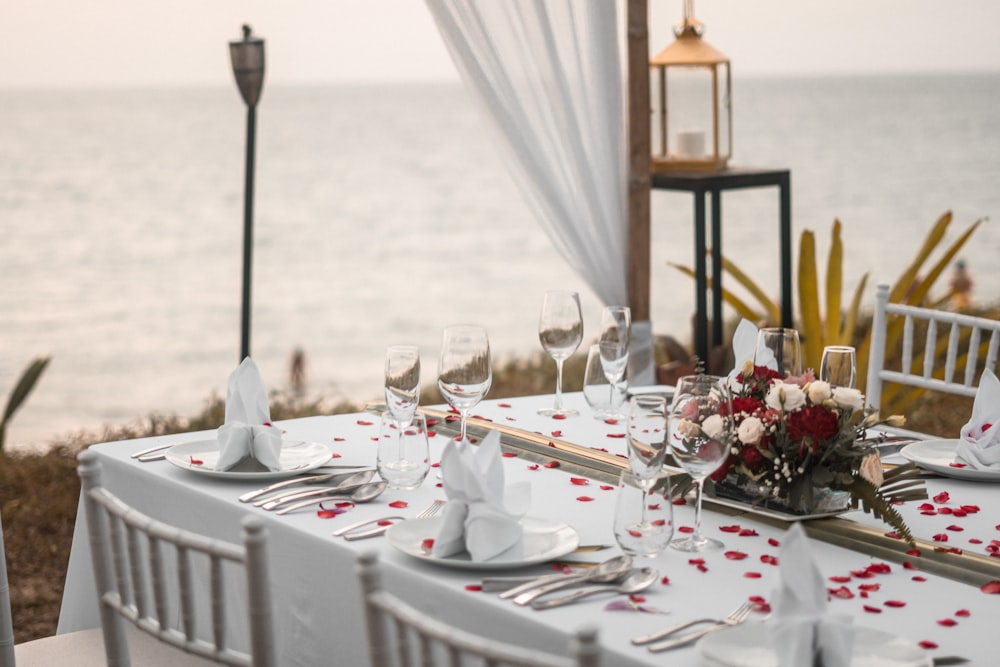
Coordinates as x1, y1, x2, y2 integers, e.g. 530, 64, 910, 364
511, 555, 632, 606
239, 469, 374, 503
646, 601, 755, 652
272, 480, 388, 515
482, 573, 568, 594
632, 600, 753, 645
254, 470, 374, 509
530, 567, 658, 610
334, 499, 447, 541
130, 443, 174, 459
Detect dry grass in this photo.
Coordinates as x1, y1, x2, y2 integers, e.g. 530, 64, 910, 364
0, 352, 978, 643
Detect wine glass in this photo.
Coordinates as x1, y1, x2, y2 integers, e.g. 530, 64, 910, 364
667, 374, 733, 552
613, 469, 673, 558
820, 345, 857, 387
599, 305, 631, 402
754, 327, 802, 376
537, 291, 583, 417
438, 325, 492, 443
384, 345, 420, 428
376, 413, 430, 490
625, 394, 668, 545
583, 343, 626, 419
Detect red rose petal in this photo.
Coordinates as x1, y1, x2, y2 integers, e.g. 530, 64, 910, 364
599, 485, 614, 491
946, 524, 964, 532
884, 600, 906, 608
498, 402, 512, 408
604, 418, 619, 425
933, 491, 950, 504
377, 520, 394, 526
937, 618, 958, 627
767, 537, 781, 547
552, 414, 567, 420
464, 584, 482, 592
576, 496, 595, 502
330, 452, 343, 458
863, 605, 882, 613
719, 525, 742, 533
189, 456, 204, 465
724, 550, 748, 560
955, 609, 971, 617
760, 555, 779, 566
678, 526, 694, 534
356, 419, 374, 426
828, 575, 852, 583
918, 641, 938, 650
527, 464, 540, 470
316, 509, 339, 519
980, 580, 1000, 594
606, 433, 626, 439
738, 528, 759, 537
912, 576, 927, 582
543, 461, 561, 469
744, 572, 762, 578
501, 452, 517, 458
421, 538, 435, 551
932, 533, 949, 542
570, 477, 590, 486
333, 437, 346, 442
829, 586, 854, 599
388, 500, 409, 509
551, 430, 563, 437
661, 576, 671, 585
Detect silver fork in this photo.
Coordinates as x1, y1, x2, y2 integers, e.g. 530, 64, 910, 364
633, 600, 754, 650
333, 499, 447, 541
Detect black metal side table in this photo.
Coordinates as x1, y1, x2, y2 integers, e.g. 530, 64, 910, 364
651, 167, 793, 363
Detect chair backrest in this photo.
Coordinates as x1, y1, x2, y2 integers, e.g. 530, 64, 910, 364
866, 282, 1000, 412
356, 551, 599, 667
1, 510, 16, 667
77, 450, 275, 667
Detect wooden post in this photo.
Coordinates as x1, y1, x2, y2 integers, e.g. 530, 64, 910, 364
626, 0, 651, 323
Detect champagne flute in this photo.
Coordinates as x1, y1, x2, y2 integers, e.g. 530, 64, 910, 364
438, 325, 492, 443
537, 291, 583, 417
820, 345, 857, 387
668, 374, 732, 552
583, 343, 626, 419
626, 394, 667, 524
384, 345, 420, 428
754, 327, 802, 377
599, 306, 631, 403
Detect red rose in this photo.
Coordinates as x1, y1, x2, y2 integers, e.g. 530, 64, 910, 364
786, 405, 840, 441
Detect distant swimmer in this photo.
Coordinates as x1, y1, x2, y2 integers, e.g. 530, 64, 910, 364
949, 260, 973, 310
290, 347, 306, 395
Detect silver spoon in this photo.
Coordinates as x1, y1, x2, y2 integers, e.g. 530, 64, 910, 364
239, 469, 373, 503
255, 471, 375, 509
512, 555, 633, 606
272, 480, 388, 515
530, 567, 658, 610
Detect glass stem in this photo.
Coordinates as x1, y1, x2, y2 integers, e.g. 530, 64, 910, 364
459, 410, 468, 443
554, 358, 565, 410
640, 487, 648, 524
693, 480, 705, 542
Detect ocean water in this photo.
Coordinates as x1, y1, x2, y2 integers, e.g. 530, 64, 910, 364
2, 73, 999, 450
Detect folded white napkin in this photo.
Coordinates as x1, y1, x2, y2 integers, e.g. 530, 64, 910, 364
432, 430, 530, 562
215, 358, 283, 472
956, 368, 1000, 470
768, 523, 853, 667
731, 319, 760, 376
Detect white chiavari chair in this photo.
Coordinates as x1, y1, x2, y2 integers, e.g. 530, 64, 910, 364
357, 551, 599, 667
866, 282, 1000, 413
76, 449, 276, 666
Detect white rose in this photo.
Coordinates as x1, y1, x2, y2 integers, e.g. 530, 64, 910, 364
737, 416, 765, 445
807, 380, 832, 404
677, 418, 701, 439
831, 386, 864, 412
765, 382, 806, 412
702, 414, 725, 440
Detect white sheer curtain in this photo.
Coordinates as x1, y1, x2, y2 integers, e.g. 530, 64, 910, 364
425, 0, 656, 384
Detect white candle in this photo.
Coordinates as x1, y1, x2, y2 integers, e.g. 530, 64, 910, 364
675, 130, 706, 159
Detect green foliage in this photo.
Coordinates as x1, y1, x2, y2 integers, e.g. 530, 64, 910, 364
0, 356, 51, 452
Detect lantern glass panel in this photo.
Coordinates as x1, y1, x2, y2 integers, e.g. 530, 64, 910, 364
665, 66, 714, 160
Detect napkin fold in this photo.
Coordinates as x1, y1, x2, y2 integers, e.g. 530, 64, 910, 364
432, 429, 530, 562
731, 318, 761, 377
215, 358, 283, 472
768, 523, 853, 667
956, 368, 1000, 470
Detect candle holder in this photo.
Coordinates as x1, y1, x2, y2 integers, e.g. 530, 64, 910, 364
650, 0, 731, 173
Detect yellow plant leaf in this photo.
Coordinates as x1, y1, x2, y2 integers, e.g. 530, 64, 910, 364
668, 263, 768, 322
825, 220, 844, 344
890, 211, 951, 304
717, 256, 782, 324
798, 230, 824, 370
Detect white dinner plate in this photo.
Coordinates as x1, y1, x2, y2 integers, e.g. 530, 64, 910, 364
698, 623, 931, 667
164, 439, 332, 480
900, 439, 1000, 482
385, 516, 580, 571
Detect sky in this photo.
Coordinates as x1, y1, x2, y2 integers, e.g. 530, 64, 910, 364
2, 0, 999, 89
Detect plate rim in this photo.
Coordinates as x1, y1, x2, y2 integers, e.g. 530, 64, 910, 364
385, 515, 580, 570
900, 438, 1000, 481
697, 622, 932, 667
163, 438, 332, 480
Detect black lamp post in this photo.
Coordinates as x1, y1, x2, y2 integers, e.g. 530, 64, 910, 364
229, 24, 265, 362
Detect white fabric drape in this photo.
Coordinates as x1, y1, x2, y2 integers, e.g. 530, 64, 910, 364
425, 0, 656, 384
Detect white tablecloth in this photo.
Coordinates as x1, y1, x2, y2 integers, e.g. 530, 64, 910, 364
58, 393, 996, 665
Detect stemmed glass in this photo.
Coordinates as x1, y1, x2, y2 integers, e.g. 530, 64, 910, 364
537, 291, 583, 417
384, 345, 420, 428
667, 374, 733, 552
754, 327, 802, 376
599, 306, 631, 408
626, 395, 668, 522
820, 345, 857, 387
438, 325, 492, 443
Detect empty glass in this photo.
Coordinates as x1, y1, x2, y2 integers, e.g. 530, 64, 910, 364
754, 327, 802, 376
537, 290, 583, 417
668, 375, 733, 553
438, 325, 492, 443
613, 469, 673, 558
820, 345, 857, 387
384, 345, 420, 427
583, 343, 627, 419
627, 394, 668, 486
377, 413, 430, 490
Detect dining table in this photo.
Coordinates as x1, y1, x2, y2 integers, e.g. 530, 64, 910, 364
56, 391, 998, 666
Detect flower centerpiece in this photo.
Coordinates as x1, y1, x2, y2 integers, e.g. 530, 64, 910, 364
710, 361, 925, 543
